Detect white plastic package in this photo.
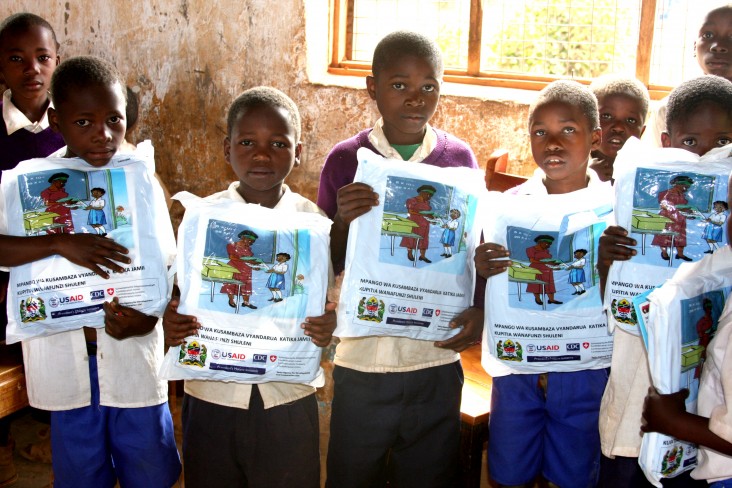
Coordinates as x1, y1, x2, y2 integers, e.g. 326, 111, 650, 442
637, 246, 732, 486
606, 139, 732, 336
336, 148, 484, 341
481, 183, 615, 376
159, 193, 332, 384
1, 142, 175, 343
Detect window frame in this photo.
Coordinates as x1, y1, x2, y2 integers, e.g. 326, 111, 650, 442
328, 0, 672, 99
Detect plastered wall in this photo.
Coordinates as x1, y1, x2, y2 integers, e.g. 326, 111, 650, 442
2, 0, 535, 225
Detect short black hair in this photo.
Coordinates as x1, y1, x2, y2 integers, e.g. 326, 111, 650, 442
50, 55, 125, 107
227, 86, 301, 142
90, 187, 106, 195
0, 13, 58, 51
276, 252, 291, 261
714, 200, 729, 211
372, 31, 443, 79
666, 76, 732, 134
589, 75, 650, 123
529, 80, 600, 131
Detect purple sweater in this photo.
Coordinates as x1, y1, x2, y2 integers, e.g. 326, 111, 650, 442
316, 128, 478, 219
0, 100, 65, 178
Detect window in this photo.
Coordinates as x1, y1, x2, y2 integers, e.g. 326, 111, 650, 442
329, 0, 710, 98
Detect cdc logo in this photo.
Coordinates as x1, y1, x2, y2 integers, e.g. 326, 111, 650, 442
90, 290, 105, 301
566, 343, 580, 351
422, 308, 433, 317
253, 354, 267, 364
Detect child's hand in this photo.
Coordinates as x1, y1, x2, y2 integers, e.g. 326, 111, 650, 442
474, 242, 511, 279
103, 297, 158, 339
54, 234, 130, 279
434, 307, 484, 352
334, 183, 379, 227
641, 386, 688, 437
597, 226, 636, 272
162, 297, 200, 346
302, 301, 337, 347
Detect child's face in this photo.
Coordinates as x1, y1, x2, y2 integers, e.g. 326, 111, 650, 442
450, 209, 459, 219
596, 94, 645, 160
91, 189, 102, 198
0, 25, 58, 106
714, 202, 726, 213
224, 104, 301, 203
49, 82, 126, 167
276, 254, 288, 263
695, 7, 732, 81
662, 101, 732, 156
529, 101, 601, 188
366, 54, 441, 145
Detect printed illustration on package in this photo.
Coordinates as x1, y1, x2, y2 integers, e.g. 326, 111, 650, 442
199, 219, 310, 314
380, 176, 476, 272
629, 169, 727, 267
17, 168, 132, 239
504, 224, 605, 310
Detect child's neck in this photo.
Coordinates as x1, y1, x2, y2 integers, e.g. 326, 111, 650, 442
542, 173, 590, 195
236, 182, 284, 209
10, 93, 51, 124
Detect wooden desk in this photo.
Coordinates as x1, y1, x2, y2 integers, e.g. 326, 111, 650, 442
460, 344, 492, 488
0, 344, 28, 419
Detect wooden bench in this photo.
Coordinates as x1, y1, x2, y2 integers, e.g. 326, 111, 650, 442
459, 344, 492, 488
0, 344, 29, 419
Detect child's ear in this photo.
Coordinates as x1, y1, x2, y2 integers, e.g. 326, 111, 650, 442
591, 127, 602, 150
366, 75, 377, 101
48, 107, 60, 133
294, 142, 302, 167
661, 131, 672, 148
223, 136, 231, 164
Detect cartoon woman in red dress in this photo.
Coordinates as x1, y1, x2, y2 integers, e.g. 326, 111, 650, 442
651, 175, 694, 262
526, 235, 562, 306
221, 229, 258, 309
40, 172, 77, 234
400, 184, 437, 263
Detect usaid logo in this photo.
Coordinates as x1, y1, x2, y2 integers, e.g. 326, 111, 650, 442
567, 343, 580, 351
90, 290, 105, 301
388, 304, 417, 315
536, 345, 560, 352
51, 295, 84, 307
253, 354, 267, 364
422, 308, 434, 317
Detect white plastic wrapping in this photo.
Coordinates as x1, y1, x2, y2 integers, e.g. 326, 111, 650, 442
159, 193, 332, 384
336, 148, 484, 341
1, 142, 175, 343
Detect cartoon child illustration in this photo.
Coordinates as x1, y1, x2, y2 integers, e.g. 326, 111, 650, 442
221, 229, 258, 309
400, 184, 437, 263
85, 187, 108, 235
41, 172, 78, 234
115, 205, 130, 226
568, 249, 588, 295
440, 208, 461, 258
266, 252, 291, 303
526, 234, 561, 306
702, 200, 728, 254
651, 175, 694, 262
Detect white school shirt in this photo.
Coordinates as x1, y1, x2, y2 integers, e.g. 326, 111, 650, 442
2, 90, 53, 135
692, 298, 732, 482
184, 181, 329, 409
334, 120, 461, 373
0, 168, 169, 411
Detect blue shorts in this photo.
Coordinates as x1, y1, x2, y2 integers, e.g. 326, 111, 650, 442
488, 369, 608, 488
711, 479, 732, 488
51, 355, 181, 488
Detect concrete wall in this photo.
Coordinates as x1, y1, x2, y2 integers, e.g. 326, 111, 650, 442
3, 0, 535, 225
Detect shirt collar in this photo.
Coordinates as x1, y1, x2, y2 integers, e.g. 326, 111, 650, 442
225, 181, 293, 209
2, 89, 53, 135
367, 118, 437, 162
517, 162, 604, 195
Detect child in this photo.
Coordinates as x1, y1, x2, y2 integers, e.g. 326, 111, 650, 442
474, 80, 607, 488
317, 31, 483, 487
0, 12, 64, 479
704, 201, 729, 254
162, 86, 336, 487
597, 75, 732, 487
589, 75, 649, 182
569, 248, 589, 295
643, 5, 732, 147
641, 173, 732, 486
85, 187, 107, 235
1, 55, 181, 487
266, 252, 291, 302
440, 208, 460, 257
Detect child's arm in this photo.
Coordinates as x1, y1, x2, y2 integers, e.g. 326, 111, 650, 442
330, 182, 379, 269
103, 297, 159, 340
0, 234, 130, 279
301, 301, 337, 347
642, 387, 732, 456
162, 296, 200, 347
597, 226, 637, 297
474, 242, 511, 279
